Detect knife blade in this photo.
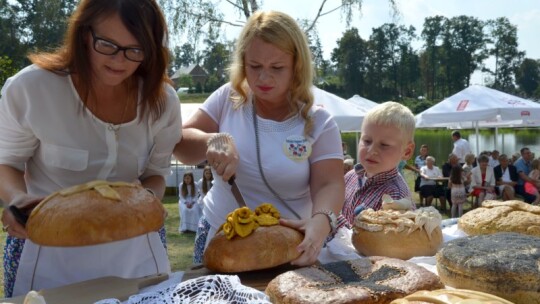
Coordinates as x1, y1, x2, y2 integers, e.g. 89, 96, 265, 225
228, 175, 247, 208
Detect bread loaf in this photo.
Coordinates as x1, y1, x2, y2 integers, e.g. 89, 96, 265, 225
352, 206, 443, 260
266, 257, 444, 304
436, 232, 540, 304
203, 203, 304, 272
458, 200, 540, 236
27, 180, 164, 246
204, 225, 303, 272
390, 289, 514, 304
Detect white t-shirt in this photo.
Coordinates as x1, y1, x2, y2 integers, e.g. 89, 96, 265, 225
201, 84, 343, 231
0, 65, 182, 196
452, 138, 471, 163
419, 166, 442, 187
0, 65, 180, 294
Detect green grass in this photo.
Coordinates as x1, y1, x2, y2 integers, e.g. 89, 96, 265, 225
178, 93, 211, 103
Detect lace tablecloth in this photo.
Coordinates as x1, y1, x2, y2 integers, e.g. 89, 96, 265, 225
96, 220, 466, 304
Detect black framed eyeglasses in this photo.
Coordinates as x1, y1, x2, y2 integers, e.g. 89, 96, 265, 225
89, 28, 144, 62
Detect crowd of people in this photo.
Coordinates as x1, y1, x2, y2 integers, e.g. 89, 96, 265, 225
0, 0, 537, 298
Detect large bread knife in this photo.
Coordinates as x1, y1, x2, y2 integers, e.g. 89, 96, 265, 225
228, 175, 247, 208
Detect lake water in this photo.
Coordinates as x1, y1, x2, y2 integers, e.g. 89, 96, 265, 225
342, 128, 540, 167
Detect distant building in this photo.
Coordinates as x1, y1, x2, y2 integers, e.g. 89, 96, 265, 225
171, 64, 208, 89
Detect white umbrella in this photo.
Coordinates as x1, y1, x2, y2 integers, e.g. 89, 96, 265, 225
311, 87, 367, 132
415, 85, 540, 153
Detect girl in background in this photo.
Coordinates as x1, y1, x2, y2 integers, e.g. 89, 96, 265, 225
449, 165, 467, 218
196, 166, 213, 209
179, 172, 200, 232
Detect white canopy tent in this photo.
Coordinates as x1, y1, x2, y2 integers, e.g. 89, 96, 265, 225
180, 88, 368, 132
347, 94, 379, 111
415, 85, 540, 153
311, 87, 367, 132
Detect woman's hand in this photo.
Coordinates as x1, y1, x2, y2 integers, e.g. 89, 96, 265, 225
1, 194, 42, 239
280, 215, 331, 266
206, 133, 239, 181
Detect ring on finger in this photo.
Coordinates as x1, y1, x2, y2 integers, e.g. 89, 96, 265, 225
2, 225, 9, 232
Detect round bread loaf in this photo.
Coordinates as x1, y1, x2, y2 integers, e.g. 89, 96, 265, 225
27, 180, 165, 246
458, 200, 540, 236
436, 232, 540, 304
352, 207, 443, 260
390, 289, 514, 304
266, 256, 444, 304
203, 225, 303, 272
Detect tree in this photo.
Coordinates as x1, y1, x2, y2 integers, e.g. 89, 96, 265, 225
331, 28, 368, 97
0, 55, 18, 88
421, 16, 446, 100
485, 17, 524, 92
158, 0, 396, 46
515, 58, 539, 98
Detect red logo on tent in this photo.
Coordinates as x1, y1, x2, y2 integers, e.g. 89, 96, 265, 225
521, 111, 530, 116
457, 100, 469, 111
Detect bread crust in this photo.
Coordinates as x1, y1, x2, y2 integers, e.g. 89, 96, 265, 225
390, 289, 514, 304
203, 225, 303, 272
266, 257, 444, 304
458, 200, 540, 236
27, 181, 164, 246
352, 227, 443, 260
436, 232, 540, 304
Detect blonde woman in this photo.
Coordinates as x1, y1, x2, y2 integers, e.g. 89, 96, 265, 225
174, 11, 344, 265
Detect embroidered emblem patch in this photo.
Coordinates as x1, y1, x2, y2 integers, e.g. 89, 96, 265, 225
283, 135, 311, 161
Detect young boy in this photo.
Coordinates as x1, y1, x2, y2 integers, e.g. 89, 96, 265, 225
337, 102, 416, 227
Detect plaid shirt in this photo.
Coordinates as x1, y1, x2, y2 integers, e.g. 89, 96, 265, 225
337, 164, 411, 228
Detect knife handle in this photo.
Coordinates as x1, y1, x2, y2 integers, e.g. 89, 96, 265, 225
228, 175, 236, 185
9, 205, 29, 227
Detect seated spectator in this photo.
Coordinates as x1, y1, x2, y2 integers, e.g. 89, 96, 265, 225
514, 147, 539, 204
343, 158, 354, 175
419, 156, 447, 208
524, 159, 540, 205
488, 150, 500, 168
511, 152, 521, 165
493, 154, 518, 200
413, 144, 429, 193
470, 155, 497, 208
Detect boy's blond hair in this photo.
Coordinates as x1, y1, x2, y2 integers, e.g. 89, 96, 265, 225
362, 101, 416, 142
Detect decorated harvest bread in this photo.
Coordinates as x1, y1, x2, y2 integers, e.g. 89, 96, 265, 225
352, 197, 443, 260
436, 232, 540, 304
203, 203, 303, 272
458, 200, 540, 236
27, 180, 164, 246
266, 256, 444, 304
390, 289, 514, 304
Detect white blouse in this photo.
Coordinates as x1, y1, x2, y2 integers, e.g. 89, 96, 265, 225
0, 65, 182, 197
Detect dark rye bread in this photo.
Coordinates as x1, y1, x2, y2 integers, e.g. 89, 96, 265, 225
266, 257, 444, 304
436, 232, 540, 304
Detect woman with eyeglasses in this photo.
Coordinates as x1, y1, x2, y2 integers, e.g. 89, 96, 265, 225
0, 0, 180, 297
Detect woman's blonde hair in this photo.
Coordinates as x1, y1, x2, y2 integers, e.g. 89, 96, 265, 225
229, 10, 314, 134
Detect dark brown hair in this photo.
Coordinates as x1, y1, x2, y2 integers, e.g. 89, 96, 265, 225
181, 172, 195, 198
28, 0, 171, 120
201, 166, 213, 194
449, 165, 463, 185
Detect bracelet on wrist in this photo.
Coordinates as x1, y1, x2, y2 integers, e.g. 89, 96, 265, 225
206, 133, 234, 148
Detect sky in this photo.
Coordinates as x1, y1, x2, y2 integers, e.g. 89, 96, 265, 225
216, 0, 540, 85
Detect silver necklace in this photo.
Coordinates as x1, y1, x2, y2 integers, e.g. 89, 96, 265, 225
107, 97, 131, 141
